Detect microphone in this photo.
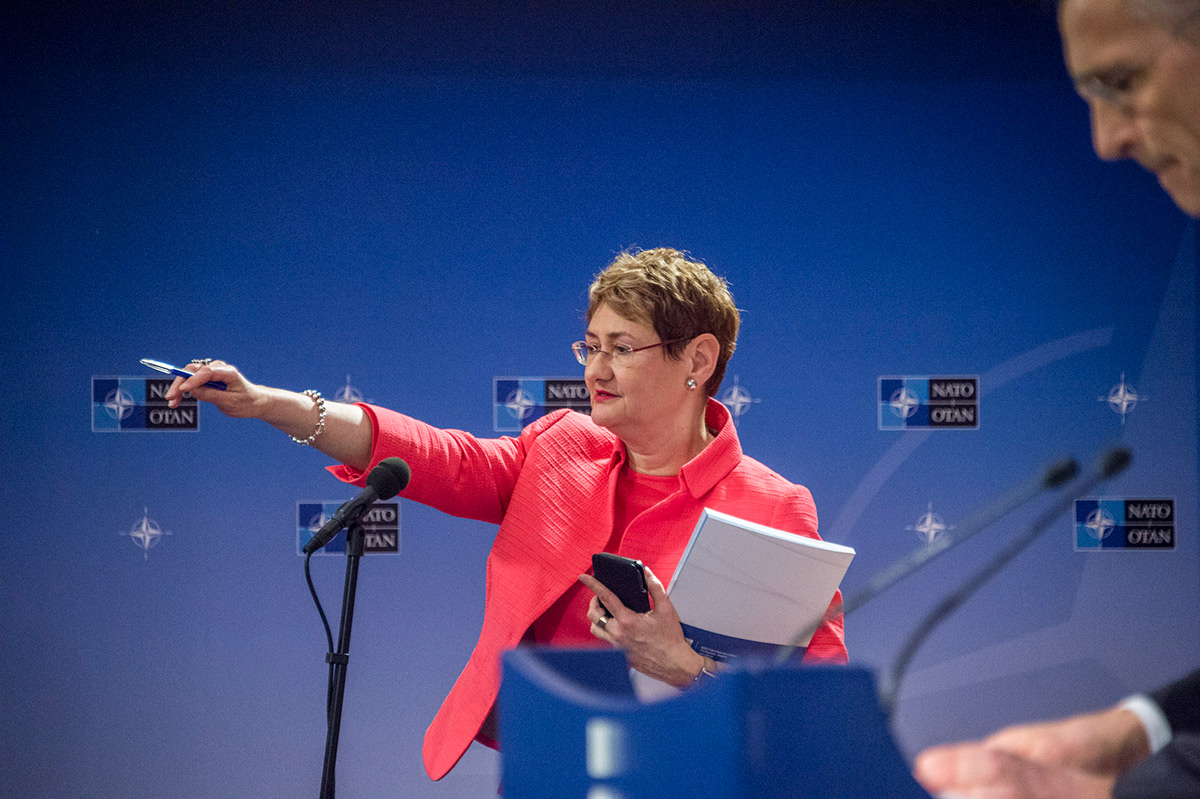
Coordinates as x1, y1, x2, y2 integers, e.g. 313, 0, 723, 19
880, 446, 1131, 713
774, 456, 1079, 664
303, 457, 411, 555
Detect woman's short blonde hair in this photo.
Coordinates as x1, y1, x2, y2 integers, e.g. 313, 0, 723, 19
587, 248, 739, 397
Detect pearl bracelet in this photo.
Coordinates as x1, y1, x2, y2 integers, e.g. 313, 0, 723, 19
291, 390, 327, 446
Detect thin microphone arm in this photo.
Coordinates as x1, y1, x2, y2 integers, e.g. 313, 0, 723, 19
774, 457, 1079, 664
880, 447, 1132, 714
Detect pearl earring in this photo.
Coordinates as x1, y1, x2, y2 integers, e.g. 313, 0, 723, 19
686, 378, 698, 390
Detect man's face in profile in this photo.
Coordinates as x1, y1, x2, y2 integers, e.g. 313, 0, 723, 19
1059, 0, 1200, 216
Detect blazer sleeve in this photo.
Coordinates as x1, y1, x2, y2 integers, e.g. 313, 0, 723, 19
326, 404, 573, 524
1113, 733, 1200, 799
1151, 668, 1200, 736
768, 485, 848, 665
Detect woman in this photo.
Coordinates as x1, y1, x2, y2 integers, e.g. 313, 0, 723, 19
167, 247, 846, 781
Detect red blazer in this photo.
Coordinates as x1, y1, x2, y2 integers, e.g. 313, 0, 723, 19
330, 399, 846, 780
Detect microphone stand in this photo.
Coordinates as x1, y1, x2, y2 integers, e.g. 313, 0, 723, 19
773, 458, 1079, 664
319, 520, 366, 799
880, 447, 1131, 713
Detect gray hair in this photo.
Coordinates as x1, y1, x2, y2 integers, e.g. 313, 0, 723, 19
1060, 0, 1200, 40
1128, 0, 1200, 38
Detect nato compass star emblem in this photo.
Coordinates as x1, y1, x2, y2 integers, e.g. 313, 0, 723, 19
889, 387, 920, 419
104, 387, 137, 420
505, 388, 536, 421
719, 376, 761, 425
1084, 507, 1116, 542
333, 374, 365, 404
307, 510, 333, 539
907, 501, 954, 545
121, 508, 173, 560
1098, 373, 1144, 425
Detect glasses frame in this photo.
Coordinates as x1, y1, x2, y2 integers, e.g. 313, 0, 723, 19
571, 337, 691, 367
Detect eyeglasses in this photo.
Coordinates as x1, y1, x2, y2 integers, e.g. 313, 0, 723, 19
1076, 64, 1146, 114
571, 337, 690, 366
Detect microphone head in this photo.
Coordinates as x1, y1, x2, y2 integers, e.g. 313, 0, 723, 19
367, 457, 412, 499
1043, 458, 1080, 489
1100, 447, 1132, 478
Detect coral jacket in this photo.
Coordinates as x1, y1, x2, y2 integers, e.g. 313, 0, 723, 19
329, 399, 846, 780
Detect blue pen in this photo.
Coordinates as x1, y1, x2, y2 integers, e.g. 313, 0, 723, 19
140, 359, 228, 390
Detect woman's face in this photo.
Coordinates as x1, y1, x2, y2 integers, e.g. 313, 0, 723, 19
583, 303, 692, 444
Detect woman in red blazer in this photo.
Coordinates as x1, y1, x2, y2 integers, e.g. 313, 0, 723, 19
167, 247, 847, 781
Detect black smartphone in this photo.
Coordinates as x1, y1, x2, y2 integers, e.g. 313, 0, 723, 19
591, 553, 651, 613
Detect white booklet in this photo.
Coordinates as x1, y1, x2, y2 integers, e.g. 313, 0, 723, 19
631, 508, 855, 701
667, 507, 856, 662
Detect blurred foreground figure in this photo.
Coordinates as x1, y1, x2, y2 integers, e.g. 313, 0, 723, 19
914, 1, 1200, 797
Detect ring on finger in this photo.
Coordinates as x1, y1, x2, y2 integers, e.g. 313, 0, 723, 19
597, 614, 611, 630
190, 358, 214, 366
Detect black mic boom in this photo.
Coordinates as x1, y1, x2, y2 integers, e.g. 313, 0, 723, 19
880, 446, 1131, 712
303, 458, 411, 555
774, 456, 1079, 663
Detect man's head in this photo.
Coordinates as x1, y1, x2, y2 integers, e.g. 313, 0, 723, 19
1058, 0, 1200, 216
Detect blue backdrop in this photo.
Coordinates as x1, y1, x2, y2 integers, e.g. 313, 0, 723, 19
4, 3, 1198, 797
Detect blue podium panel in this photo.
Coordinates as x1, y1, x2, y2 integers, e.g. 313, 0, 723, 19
499, 648, 931, 799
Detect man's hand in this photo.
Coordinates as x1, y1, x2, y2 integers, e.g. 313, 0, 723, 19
914, 742, 1117, 799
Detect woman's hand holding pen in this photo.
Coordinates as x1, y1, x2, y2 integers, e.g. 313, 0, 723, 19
165, 358, 375, 470
165, 360, 264, 418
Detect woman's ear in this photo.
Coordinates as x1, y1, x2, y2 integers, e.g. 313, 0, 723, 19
687, 333, 720, 389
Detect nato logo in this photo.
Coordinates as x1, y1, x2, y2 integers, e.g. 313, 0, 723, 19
297, 501, 401, 556
1074, 498, 1174, 550
878, 376, 979, 430
332, 374, 366, 404
120, 508, 173, 560
493, 377, 590, 432
719, 375, 761, 425
1097, 372, 1144, 426
907, 501, 954, 545
92, 376, 198, 432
